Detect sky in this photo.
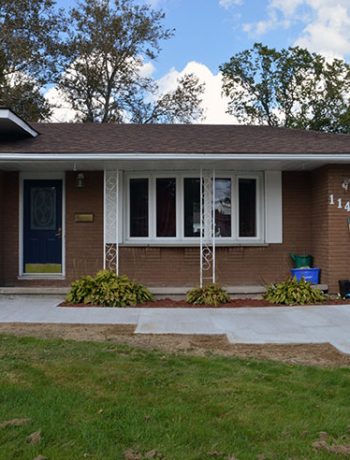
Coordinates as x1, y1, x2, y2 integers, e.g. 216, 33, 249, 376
50, 0, 350, 123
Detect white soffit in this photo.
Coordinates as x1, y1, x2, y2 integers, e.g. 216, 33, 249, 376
0, 108, 39, 138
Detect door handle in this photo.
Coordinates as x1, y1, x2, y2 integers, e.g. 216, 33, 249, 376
55, 227, 62, 238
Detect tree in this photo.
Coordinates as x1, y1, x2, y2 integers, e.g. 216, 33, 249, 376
57, 0, 204, 123
220, 43, 350, 133
0, 0, 63, 121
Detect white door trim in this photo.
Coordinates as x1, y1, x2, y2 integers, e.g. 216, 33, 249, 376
18, 172, 66, 279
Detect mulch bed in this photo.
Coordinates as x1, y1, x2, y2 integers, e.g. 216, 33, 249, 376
59, 298, 350, 308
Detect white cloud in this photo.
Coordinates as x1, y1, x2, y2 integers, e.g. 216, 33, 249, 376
156, 61, 235, 124
295, 2, 350, 58
219, 0, 243, 9
243, 0, 350, 58
45, 86, 77, 122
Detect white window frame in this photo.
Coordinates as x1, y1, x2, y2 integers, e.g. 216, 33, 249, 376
125, 171, 264, 245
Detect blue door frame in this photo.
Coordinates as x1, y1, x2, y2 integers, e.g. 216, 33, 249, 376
23, 179, 63, 274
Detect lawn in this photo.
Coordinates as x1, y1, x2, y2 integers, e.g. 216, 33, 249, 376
0, 334, 349, 460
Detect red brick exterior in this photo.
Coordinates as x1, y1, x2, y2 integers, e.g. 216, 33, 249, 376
118, 171, 313, 286
0, 168, 348, 292
311, 165, 350, 292
65, 171, 104, 280
1, 172, 19, 286
0, 171, 103, 286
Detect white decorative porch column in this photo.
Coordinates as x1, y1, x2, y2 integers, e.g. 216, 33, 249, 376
104, 170, 120, 275
200, 169, 216, 287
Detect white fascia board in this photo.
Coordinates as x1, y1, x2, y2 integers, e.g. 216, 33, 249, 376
0, 109, 39, 138
1, 152, 350, 161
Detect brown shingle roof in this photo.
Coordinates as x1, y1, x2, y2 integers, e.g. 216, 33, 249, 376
1, 123, 350, 154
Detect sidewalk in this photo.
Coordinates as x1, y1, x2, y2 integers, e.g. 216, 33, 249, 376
0, 295, 350, 354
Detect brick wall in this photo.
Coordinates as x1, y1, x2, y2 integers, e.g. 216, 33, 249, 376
312, 165, 350, 292
0, 171, 103, 286
1, 172, 19, 285
65, 171, 104, 281
2, 168, 346, 291
117, 171, 313, 286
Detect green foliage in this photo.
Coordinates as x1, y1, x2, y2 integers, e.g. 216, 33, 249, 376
66, 270, 153, 307
0, 0, 62, 120
264, 277, 325, 305
57, 0, 204, 123
186, 283, 230, 306
220, 42, 350, 133
0, 0, 204, 123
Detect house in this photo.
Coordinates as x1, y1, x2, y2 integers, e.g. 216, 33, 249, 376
1, 107, 350, 294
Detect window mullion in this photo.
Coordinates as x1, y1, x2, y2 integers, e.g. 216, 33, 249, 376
150, 176, 155, 239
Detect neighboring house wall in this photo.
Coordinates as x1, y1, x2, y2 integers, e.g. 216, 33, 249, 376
0, 171, 3, 284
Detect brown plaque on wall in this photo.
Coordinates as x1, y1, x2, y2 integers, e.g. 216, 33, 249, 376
75, 213, 94, 223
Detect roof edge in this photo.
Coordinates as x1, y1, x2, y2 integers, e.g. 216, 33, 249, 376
0, 108, 39, 138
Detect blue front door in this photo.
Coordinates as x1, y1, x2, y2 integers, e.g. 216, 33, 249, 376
23, 180, 63, 274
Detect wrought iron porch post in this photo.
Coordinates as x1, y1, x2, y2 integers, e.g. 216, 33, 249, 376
199, 168, 216, 287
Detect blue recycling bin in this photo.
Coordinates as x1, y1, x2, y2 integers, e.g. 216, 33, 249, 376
290, 268, 320, 284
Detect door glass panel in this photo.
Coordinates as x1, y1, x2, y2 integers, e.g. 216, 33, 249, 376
30, 187, 56, 230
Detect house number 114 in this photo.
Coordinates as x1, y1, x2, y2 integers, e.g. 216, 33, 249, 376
329, 194, 350, 211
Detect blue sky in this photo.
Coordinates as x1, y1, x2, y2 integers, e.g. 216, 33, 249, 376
52, 1, 350, 122
58, 0, 308, 77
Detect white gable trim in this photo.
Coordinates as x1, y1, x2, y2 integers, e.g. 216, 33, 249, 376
0, 109, 39, 138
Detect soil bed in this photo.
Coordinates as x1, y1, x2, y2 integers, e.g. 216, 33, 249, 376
0, 322, 349, 368
59, 297, 350, 308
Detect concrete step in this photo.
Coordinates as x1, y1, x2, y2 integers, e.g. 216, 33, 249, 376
0, 284, 328, 299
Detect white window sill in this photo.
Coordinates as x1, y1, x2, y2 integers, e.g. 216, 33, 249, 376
18, 274, 66, 280
121, 241, 268, 248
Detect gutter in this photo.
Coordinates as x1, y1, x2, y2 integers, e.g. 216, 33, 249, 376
1, 153, 350, 161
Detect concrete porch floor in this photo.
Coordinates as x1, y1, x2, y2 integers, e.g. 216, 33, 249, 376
0, 294, 349, 354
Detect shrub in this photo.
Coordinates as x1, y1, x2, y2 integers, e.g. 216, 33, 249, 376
186, 284, 230, 306
264, 277, 325, 305
66, 270, 154, 307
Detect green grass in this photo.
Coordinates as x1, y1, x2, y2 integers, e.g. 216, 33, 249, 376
0, 335, 349, 459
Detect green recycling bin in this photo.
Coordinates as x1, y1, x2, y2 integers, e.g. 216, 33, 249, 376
290, 254, 313, 268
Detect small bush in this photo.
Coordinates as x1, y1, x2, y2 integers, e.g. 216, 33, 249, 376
186, 284, 230, 306
66, 270, 154, 307
264, 277, 325, 305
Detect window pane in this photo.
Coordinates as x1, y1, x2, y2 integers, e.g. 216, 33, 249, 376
30, 187, 56, 230
215, 179, 231, 237
156, 178, 176, 237
130, 178, 148, 237
184, 178, 200, 237
239, 178, 256, 237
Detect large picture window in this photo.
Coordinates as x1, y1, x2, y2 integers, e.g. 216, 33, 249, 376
127, 173, 262, 243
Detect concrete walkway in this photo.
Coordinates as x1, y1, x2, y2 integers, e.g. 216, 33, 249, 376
0, 295, 350, 354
